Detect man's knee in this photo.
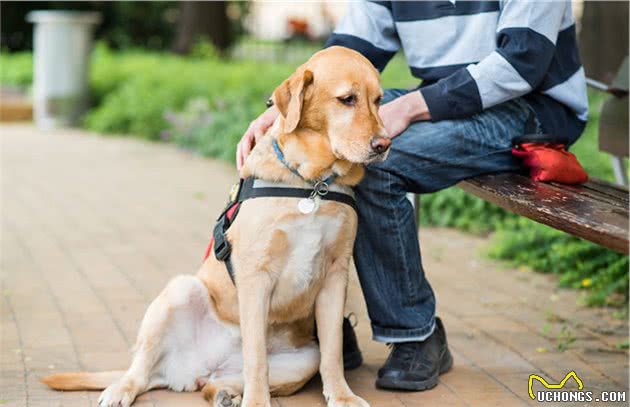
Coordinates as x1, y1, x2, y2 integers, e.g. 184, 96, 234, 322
355, 163, 407, 201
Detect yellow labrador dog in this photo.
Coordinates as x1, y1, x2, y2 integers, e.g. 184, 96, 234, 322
43, 46, 390, 407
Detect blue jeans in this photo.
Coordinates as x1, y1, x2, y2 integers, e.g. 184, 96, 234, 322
354, 88, 544, 343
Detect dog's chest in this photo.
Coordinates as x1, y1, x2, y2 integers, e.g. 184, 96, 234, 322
287, 212, 343, 281
271, 210, 345, 309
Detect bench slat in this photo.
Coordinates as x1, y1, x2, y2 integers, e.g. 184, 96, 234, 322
570, 179, 630, 204
551, 181, 629, 211
459, 174, 629, 254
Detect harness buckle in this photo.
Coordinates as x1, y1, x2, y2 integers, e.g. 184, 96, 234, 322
213, 216, 232, 261
214, 239, 231, 261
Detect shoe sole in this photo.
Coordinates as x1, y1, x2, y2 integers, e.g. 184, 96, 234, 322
375, 350, 453, 391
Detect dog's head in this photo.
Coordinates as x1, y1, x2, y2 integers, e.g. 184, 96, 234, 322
272, 46, 390, 164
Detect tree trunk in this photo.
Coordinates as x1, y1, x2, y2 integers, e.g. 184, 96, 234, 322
579, 1, 629, 82
172, 1, 232, 54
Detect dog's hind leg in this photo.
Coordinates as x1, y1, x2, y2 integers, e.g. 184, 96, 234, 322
202, 342, 320, 407
99, 275, 214, 407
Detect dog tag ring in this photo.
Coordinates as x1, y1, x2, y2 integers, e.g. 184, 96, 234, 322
313, 181, 329, 196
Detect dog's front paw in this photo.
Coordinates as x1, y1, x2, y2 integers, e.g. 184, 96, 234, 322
99, 380, 138, 407
327, 394, 370, 407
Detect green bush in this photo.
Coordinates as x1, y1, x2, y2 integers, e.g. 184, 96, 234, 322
419, 188, 510, 233
84, 44, 296, 139
163, 96, 259, 162
0, 46, 626, 306
0, 51, 32, 87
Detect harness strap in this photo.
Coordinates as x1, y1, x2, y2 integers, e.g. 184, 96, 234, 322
205, 202, 240, 283
205, 176, 357, 285
238, 177, 357, 211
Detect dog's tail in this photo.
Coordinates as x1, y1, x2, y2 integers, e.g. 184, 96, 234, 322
41, 371, 124, 391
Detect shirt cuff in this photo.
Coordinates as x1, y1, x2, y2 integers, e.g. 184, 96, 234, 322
420, 68, 483, 121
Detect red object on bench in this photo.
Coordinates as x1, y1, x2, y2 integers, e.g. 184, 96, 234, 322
512, 143, 588, 184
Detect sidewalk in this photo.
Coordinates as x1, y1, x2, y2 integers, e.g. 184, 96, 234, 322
1, 124, 627, 407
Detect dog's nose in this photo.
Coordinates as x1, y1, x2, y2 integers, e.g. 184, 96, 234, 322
370, 136, 391, 154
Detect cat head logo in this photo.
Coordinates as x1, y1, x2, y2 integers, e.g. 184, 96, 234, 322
528, 371, 584, 400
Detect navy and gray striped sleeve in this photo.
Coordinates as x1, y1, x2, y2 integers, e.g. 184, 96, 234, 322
325, 1, 400, 72
421, 0, 569, 121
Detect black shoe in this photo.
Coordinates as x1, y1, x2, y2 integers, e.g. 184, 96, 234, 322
376, 317, 453, 391
343, 314, 363, 370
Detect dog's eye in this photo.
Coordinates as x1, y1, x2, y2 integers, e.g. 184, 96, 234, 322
338, 95, 356, 106
374, 96, 382, 105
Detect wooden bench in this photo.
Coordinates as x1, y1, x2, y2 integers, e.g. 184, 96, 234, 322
458, 174, 628, 254
415, 60, 629, 255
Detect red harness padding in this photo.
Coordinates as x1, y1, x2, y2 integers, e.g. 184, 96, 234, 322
512, 142, 588, 184
204, 202, 241, 261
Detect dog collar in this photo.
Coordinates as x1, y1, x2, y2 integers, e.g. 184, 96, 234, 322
272, 138, 338, 186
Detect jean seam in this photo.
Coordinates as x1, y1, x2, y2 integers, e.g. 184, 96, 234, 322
365, 171, 405, 315
388, 170, 419, 304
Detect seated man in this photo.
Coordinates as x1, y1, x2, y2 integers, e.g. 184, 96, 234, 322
237, 0, 588, 392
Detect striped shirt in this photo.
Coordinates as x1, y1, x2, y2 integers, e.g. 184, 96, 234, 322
326, 0, 588, 141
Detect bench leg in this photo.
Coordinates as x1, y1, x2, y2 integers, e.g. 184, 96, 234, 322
611, 156, 628, 186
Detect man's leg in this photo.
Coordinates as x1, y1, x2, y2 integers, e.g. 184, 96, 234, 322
353, 89, 539, 389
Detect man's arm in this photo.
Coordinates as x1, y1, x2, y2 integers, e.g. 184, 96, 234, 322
325, 0, 400, 72
420, 0, 570, 121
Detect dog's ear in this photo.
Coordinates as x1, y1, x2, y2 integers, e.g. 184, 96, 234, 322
272, 69, 313, 133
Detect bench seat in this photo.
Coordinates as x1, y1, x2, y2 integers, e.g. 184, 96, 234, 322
458, 173, 629, 254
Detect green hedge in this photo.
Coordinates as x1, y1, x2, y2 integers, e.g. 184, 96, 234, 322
0, 51, 32, 86
86, 44, 296, 139
1, 45, 626, 306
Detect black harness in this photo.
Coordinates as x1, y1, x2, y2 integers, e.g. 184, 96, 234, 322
209, 175, 357, 284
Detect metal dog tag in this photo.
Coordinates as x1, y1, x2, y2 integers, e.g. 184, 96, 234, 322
298, 198, 317, 214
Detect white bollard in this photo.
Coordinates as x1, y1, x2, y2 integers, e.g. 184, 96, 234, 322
27, 11, 101, 130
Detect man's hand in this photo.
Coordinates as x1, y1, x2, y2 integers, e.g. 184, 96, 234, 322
379, 91, 431, 139
237, 106, 280, 170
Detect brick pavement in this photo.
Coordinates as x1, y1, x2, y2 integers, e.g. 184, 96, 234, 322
1, 124, 627, 407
